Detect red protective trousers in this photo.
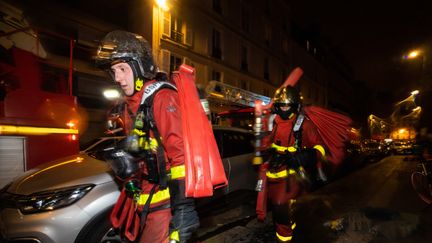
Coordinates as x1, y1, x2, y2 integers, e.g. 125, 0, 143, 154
267, 114, 324, 242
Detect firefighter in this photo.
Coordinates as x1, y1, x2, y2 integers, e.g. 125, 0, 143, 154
265, 85, 327, 242
95, 30, 199, 243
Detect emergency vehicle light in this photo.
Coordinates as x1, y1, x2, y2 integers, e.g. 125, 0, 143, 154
0, 125, 79, 135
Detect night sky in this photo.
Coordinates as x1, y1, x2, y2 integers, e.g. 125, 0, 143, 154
289, 0, 432, 119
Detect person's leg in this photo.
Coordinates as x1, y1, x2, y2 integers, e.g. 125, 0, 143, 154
268, 176, 301, 242
139, 208, 172, 243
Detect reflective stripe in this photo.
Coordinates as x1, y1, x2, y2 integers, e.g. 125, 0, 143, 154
132, 128, 146, 136
266, 169, 296, 178
276, 232, 292, 242
291, 222, 297, 230
144, 138, 159, 151
137, 188, 170, 205
170, 230, 179, 242
313, 145, 326, 156
171, 165, 186, 179
271, 143, 297, 153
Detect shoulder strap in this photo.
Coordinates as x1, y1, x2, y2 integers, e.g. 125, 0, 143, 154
293, 112, 305, 149
137, 80, 177, 189
140, 81, 177, 106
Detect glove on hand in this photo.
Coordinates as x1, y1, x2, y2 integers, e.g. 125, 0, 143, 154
287, 148, 317, 170
268, 150, 289, 170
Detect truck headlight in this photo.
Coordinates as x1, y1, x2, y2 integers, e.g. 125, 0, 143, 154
18, 184, 94, 214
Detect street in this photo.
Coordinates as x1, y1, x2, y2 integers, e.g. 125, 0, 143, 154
194, 155, 432, 243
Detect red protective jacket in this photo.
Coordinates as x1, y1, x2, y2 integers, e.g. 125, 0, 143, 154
123, 80, 185, 206
271, 114, 324, 149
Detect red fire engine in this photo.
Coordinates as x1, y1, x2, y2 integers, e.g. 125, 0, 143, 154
0, 6, 80, 187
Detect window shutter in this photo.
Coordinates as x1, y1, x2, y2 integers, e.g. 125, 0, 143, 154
185, 26, 193, 46
160, 49, 171, 73
162, 12, 171, 37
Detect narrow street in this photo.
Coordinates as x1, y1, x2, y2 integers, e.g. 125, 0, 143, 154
194, 155, 432, 243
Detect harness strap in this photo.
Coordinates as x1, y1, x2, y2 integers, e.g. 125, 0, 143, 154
293, 113, 305, 149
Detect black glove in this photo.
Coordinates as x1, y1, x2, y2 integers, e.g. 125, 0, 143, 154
287, 148, 317, 170
168, 179, 200, 243
268, 150, 290, 170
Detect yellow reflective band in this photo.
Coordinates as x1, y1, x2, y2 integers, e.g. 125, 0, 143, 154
137, 188, 170, 205
271, 143, 297, 153
170, 165, 186, 179
170, 230, 180, 242
132, 129, 146, 136
0, 125, 78, 135
276, 232, 292, 242
149, 138, 159, 151
313, 145, 326, 156
291, 222, 297, 230
266, 169, 296, 179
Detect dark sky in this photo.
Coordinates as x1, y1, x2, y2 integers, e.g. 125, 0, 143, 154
289, 0, 432, 117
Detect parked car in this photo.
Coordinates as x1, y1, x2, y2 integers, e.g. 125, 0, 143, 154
390, 140, 414, 155
0, 126, 256, 243
361, 139, 384, 161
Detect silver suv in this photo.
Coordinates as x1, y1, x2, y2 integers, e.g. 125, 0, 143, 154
0, 126, 256, 243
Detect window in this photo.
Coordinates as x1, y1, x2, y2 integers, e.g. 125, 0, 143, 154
170, 54, 183, 73
162, 12, 193, 46
170, 14, 183, 43
213, 0, 222, 14
212, 29, 222, 59
241, 6, 249, 32
212, 70, 221, 81
239, 80, 248, 90
240, 45, 248, 71
263, 58, 270, 80
264, 23, 271, 46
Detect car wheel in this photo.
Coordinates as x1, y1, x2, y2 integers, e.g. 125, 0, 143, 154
75, 208, 126, 243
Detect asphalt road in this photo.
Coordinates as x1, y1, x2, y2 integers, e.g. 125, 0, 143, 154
195, 155, 432, 243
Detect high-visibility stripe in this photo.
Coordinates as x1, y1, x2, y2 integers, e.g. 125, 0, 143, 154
0, 125, 78, 135
271, 143, 297, 153
170, 230, 180, 242
276, 232, 292, 242
291, 222, 297, 230
170, 165, 186, 179
313, 145, 326, 156
266, 169, 296, 179
137, 188, 170, 205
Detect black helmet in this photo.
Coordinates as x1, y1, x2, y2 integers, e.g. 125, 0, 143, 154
95, 30, 156, 85
273, 86, 301, 120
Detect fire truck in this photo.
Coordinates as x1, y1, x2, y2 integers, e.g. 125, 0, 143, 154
0, 3, 80, 187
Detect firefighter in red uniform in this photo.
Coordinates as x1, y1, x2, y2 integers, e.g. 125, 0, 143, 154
264, 85, 327, 242
95, 30, 199, 243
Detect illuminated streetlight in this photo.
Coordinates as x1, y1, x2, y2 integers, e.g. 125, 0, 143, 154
410, 90, 419, 96
155, 0, 170, 11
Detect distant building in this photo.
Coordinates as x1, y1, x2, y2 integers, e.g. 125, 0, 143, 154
4, 0, 359, 142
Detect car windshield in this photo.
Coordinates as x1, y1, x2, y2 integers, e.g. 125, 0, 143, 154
83, 137, 125, 160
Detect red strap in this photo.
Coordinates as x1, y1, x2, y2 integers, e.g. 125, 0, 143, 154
124, 201, 140, 241
110, 189, 132, 228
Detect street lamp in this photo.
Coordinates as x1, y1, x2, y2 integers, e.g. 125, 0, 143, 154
155, 0, 170, 11
403, 49, 427, 87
